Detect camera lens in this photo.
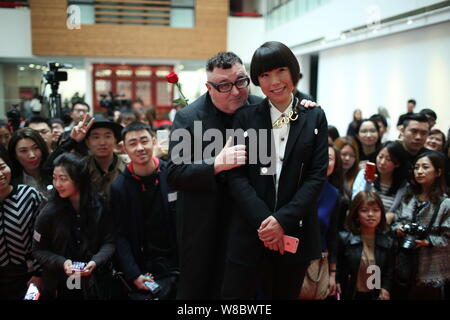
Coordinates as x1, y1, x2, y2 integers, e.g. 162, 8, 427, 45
402, 235, 417, 250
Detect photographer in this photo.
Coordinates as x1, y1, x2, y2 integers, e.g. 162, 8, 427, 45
391, 151, 450, 299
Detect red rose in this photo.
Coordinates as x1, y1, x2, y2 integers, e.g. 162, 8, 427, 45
166, 72, 179, 84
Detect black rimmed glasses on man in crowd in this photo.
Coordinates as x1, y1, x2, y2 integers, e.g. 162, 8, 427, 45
208, 77, 250, 93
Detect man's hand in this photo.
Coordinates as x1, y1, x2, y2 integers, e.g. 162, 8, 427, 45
214, 136, 247, 174
300, 99, 320, 108
70, 114, 95, 142
133, 275, 150, 291
258, 216, 285, 244
153, 138, 169, 158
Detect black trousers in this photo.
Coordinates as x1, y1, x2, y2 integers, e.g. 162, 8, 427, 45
0, 264, 31, 300
222, 251, 309, 300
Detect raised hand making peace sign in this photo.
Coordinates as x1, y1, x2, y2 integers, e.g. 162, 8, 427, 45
70, 114, 95, 142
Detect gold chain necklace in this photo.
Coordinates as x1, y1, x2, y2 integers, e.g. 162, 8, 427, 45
272, 97, 300, 129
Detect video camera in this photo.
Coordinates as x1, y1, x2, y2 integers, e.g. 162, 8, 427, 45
42, 62, 73, 118
44, 62, 71, 84
6, 104, 24, 131
99, 91, 131, 116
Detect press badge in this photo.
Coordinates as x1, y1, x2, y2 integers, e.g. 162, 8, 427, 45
168, 192, 177, 202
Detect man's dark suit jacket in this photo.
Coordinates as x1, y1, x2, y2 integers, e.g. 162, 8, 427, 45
167, 92, 262, 299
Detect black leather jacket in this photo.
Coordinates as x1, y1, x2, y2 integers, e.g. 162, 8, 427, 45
336, 231, 396, 300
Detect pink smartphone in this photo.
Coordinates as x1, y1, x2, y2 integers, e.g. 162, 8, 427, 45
283, 235, 299, 254
365, 162, 376, 181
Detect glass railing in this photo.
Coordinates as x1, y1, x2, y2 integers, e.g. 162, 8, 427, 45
266, 0, 331, 29
67, 0, 195, 27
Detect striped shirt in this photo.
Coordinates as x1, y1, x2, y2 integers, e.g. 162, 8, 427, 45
378, 184, 395, 213
0, 185, 43, 268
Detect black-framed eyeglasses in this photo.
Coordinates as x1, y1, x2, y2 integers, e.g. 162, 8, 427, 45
208, 77, 250, 93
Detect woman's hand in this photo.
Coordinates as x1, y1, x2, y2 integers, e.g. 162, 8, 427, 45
258, 216, 285, 244
80, 261, 97, 276
63, 259, 74, 277
133, 275, 150, 291
396, 225, 405, 237
415, 239, 430, 248
364, 172, 378, 184
386, 212, 395, 225
27, 276, 42, 291
378, 288, 390, 300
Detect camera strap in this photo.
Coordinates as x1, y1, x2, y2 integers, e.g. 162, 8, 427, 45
413, 198, 443, 235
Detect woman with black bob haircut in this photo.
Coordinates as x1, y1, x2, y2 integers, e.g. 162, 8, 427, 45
391, 151, 449, 299
223, 41, 328, 299
32, 152, 115, 300
8, 127, 51, 195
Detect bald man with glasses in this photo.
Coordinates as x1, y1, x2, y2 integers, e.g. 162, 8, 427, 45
167, 52, 261, 299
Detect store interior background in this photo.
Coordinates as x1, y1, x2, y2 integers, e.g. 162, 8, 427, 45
0, 0, 449, 139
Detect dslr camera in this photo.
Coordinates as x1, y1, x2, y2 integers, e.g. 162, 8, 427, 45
401, 223, 427, 250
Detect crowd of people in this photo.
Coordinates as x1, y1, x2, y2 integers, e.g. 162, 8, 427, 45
0, 41, 448, 300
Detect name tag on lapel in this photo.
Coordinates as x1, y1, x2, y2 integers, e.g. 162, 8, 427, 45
168, 192, 177, 202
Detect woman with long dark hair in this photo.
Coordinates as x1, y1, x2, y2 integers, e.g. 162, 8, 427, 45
391, 151, 449, 299
355, 119, 381, 165
0, 144, 44, 299
352, 141, 408, 224
223, 41, 328, 299
334, 137, 360, 198
32, 153, 115, 300
346, 109, 362, 137
0, 120, 12, 149
8, 127, 50, 195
